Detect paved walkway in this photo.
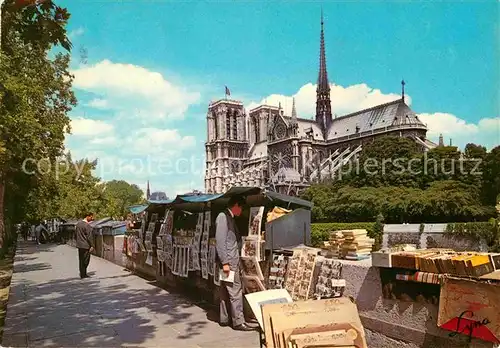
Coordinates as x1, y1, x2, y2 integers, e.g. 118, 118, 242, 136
2, 241, 259, 347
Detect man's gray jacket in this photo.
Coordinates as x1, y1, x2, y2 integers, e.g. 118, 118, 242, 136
215, 211, 242, 269
75, 220, 94, 250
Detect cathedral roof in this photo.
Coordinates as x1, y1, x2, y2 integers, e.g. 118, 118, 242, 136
326, 98, 426, 141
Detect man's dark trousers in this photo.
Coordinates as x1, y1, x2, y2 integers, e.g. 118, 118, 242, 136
78, 248, 91, 278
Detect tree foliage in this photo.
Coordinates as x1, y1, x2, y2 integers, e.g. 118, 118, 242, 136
0, 0, 74, 245
303, 136, 499, 224
100, 180, 144, 220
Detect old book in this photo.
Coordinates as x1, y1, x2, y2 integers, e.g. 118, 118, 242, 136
391, 252, 418, 269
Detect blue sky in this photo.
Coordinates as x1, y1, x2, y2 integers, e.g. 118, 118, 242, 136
60, 0, 499, 197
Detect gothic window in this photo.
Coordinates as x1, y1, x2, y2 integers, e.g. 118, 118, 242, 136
226, 113, 231, 139
232, 112, 238, 140
214, 116, 219, 139
255, 116, 260, 142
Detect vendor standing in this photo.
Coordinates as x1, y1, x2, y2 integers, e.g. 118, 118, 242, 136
215, 195, 255, 331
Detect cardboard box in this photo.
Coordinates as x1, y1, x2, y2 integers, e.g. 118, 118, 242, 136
438, 277, 500, 343
261, 297, 367, 348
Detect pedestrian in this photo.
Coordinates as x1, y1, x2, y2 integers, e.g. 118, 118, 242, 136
76, 213, 95, 279
34, 222, 47, 245
215, 195, 256, 331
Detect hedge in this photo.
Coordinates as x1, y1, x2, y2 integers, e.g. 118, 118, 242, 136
311, 222, 375, 247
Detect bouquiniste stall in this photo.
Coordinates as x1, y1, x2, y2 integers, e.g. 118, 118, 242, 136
124, 187, 373, 347
124, 187, 313, 298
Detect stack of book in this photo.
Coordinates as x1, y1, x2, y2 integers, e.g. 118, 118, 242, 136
321, 231, 344, 258
340, 229, 375, 260
388, 249, 497, 278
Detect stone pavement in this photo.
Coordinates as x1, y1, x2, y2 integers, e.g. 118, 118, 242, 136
2, 241, 260, 347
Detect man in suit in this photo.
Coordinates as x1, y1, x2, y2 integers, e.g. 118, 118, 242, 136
76, 213, 95, 279
215, 195, 256, 331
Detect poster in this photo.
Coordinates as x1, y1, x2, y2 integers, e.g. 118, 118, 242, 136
242, 275, 266, 294
438, 277, 500, 343
240, 256, 264, 280
269, 254, 288, 289
156, 236, 164, 250
145, 252, 153, 266
248, 206, 264, 236
201, 259, 208, 279
164, 209, 174, 235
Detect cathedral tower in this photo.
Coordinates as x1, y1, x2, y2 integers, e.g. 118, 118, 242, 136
315, 11, 333, 136
205, 99, 249, 193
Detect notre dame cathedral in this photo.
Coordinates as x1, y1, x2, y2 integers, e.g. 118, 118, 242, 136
204, 14, 436, 196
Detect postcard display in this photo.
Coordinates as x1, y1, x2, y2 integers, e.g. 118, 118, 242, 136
154, 209, 220, 286
125, 213, 146, 257
283, 247, 346, 301
241, 207, 267, 293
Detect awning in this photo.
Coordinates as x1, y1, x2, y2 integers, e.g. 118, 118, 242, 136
89, 217, 112, 228
222, 187, 262, 197
264, 190, 313, 208
128, 204, 149, 214
171, 193, 222, 204
146, 199, 174, 205
135, 186, 313, 212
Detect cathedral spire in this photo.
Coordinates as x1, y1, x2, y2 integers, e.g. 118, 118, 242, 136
291, 97, 297, 121
315, 10, 333, 134
146, 180, 151, 200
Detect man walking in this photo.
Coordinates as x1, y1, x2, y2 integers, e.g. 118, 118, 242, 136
215, 195, 255, 331
76, 213, 95, 279
34, 222, 47, 245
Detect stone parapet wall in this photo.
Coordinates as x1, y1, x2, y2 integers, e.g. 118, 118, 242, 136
382, 223, 488, 251
339, 259, 494, 347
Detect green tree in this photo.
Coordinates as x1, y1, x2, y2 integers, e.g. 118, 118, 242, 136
100, 180, 144, 219
482, 146, 500, 205
346, 136, 421, 188
0, 0, 74, 245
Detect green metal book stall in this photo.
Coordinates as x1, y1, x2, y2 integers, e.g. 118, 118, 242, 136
123, 187, 313, 304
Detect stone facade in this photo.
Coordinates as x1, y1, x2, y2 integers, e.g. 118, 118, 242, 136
204, 14, 436, 195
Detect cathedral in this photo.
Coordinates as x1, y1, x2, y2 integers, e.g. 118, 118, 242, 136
204, 14, 437, 196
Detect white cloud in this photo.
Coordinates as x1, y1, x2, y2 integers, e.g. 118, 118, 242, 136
129, 128, 197, 155
69, 117, 114, 136
420, 114, 499, 150
69, 27, 84, 39
246, 82, 409, 118
248, 82, 498, 150
89, 136, 117, 145
71, 60, 201, 120
87, 98, 109, 109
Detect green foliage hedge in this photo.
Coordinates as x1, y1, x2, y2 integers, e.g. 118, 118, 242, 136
311, 222, 375, 247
